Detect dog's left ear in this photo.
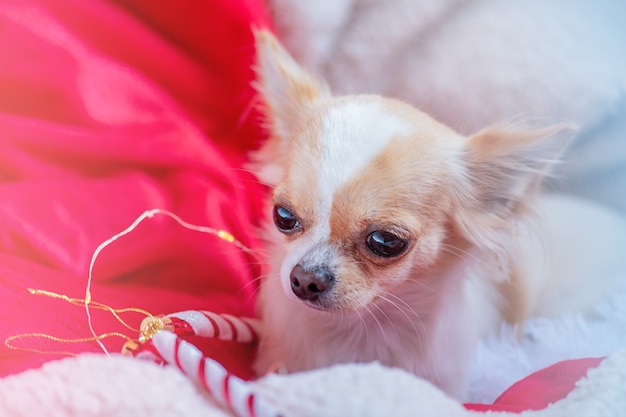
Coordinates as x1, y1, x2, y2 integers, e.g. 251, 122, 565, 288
452, 124, 576, 259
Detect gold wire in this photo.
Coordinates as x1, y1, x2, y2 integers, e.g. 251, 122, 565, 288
5, 208, 253, 358
28, 288, 152, 333
4, 332, 132, 357
2, 288, 152, 357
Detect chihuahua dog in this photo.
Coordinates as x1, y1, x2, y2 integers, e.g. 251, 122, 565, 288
249, 30, 626, 399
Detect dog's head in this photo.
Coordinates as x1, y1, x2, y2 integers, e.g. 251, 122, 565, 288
252, 30, 574, 312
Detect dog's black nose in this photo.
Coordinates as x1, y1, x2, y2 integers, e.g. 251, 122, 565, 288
290, 264, 334, 301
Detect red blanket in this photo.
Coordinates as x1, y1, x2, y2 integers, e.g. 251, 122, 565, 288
0, 0, 600, 412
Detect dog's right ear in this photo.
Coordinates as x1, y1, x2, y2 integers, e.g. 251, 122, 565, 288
250, 29, 331, 186
254, 29, 331, 145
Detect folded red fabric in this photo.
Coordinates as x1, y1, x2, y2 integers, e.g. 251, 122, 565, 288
0, 0, 270, 379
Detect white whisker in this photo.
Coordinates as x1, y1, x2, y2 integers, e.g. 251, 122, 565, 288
375, 291, 425, 351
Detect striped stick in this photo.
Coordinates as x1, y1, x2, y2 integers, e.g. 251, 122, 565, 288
149, 331, 283, 417
122, 310, 280, 417
137, 311, 261, 344
164, 311, 261, 342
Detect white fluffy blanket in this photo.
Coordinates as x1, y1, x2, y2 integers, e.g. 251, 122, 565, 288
2, 1, 625, 415
1, 283, 625, 416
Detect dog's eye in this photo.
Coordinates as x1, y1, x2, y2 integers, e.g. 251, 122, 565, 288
366, 230, 407, 257
273, 205, 300, 233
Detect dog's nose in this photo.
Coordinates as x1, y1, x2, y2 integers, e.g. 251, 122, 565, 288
290, 264, 334, 302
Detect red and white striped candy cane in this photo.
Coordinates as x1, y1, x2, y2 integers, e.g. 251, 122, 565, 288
135, 311, 261, 343
158, 310, 261, 342
124, 311, 283, 417
148, 331, 283, 417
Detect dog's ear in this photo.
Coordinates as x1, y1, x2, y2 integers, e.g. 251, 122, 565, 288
250, 30, 331, 186
254, 29, 331, 142
452, 124, 576, 260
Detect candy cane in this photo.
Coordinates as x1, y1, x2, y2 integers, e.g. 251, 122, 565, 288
123, 310, 282, 417
125, 331, 282, 417
136, 311, 260, 343
158, 311, 261, 343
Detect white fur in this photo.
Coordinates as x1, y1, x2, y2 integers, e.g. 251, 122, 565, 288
316, 101, 411, 201
520, 195, 626, 316
257, 237, 485, 398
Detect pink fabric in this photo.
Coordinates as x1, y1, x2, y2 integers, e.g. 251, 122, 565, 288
0, 0, 270, 379
465, 357, 604, 412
